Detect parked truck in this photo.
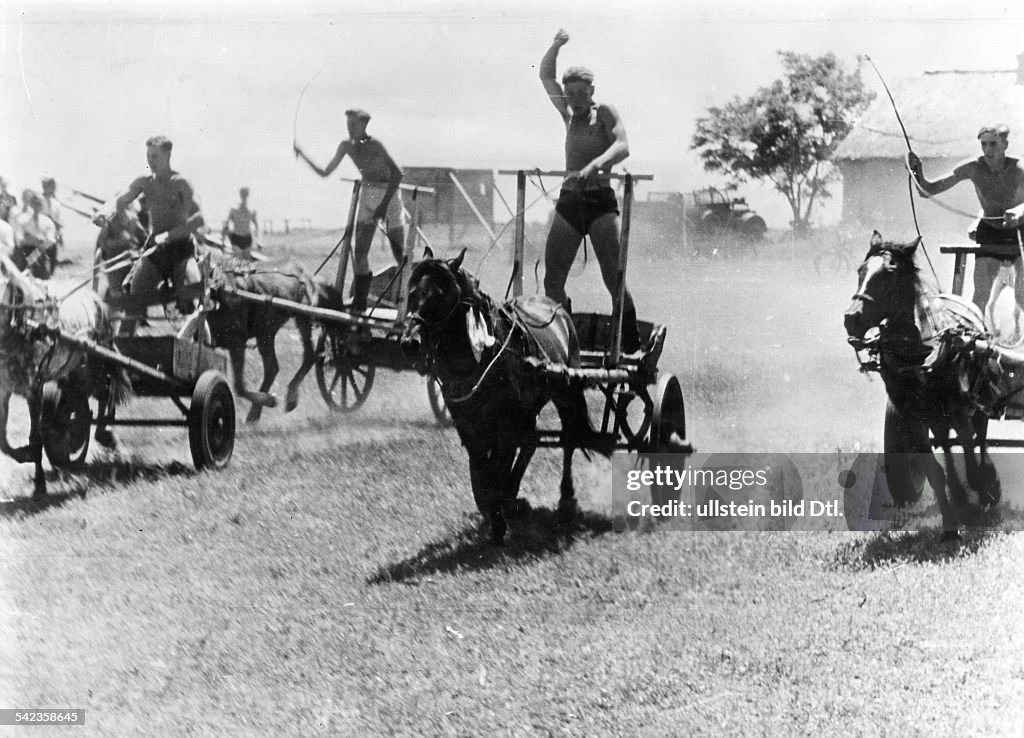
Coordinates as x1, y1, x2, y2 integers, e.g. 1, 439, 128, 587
632, 186, 767, 256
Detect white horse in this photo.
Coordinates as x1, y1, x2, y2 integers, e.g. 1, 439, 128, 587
1, 254, 130, 497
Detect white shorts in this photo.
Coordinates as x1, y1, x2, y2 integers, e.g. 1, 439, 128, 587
357, 184, 406, 227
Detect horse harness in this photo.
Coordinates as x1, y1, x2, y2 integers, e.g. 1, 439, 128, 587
416, 285, 555, 408
853, 306, 1013, 418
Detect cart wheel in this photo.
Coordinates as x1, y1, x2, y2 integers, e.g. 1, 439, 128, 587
40, 381, 92, 469
882, 399, 927, 505
651, 373, 689, 453
315, 329, 375, 413
427, 372, 453, 427
814, 245, 852, 277
188, 370, 235, 471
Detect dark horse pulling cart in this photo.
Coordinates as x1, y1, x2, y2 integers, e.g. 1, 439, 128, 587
844, 233, 1024, 540
210, 180, 451, 425
499, 170, 692, 456
400, 170, 694, 543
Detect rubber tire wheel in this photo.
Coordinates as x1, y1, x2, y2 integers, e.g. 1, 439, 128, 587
882, 399, 928, 506
315, 329, 376, 413
40, 381, 92, 470
651, 373, 687, 453
427, 373, 453, 427
814, 247, 852, 277
188, 370, 235, 471
742, 215, 767, 241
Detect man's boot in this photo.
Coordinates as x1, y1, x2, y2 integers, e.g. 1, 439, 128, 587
350, 272, 372, 313
621, 304, 642, 355
349, 272, 373, 355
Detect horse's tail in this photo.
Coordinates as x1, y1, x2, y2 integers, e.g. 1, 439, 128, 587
108, 365, 133, 407
559, 384, 615, 460
579, 394, 616, 459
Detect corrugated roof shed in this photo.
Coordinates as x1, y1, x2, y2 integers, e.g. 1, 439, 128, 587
836, 68, 1024, 161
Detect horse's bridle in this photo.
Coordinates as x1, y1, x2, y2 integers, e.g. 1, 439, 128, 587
847, 249, 908, 368
406, 267, 519, 407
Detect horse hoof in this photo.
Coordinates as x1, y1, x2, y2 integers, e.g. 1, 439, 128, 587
244, 408, 263, 425
490, 517, 507, 543
285, 397, 298, 413
11, 447, 34, 464
248, 392, 277, 409
94, 428, 117, 449
978, 479, 1002, 507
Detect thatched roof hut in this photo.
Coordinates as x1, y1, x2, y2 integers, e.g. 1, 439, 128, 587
835, 54, 1024, 242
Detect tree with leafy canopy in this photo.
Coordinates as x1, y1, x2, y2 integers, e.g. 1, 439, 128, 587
691, 51, 874, 235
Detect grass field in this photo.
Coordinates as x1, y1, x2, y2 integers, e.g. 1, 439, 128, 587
2, 226, 1024, 735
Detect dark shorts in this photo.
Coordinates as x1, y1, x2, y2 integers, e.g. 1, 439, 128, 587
228, 233, 253, 250
153, 236, 197, 276
975, 221, 1024, 259
555, 187, 619, 236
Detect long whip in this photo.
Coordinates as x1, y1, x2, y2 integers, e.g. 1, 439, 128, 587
292, 69, 323, 151
863, 54, 942, 287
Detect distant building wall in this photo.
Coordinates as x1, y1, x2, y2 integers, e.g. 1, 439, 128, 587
401, 167, 495, 229
838, 158, 981, 243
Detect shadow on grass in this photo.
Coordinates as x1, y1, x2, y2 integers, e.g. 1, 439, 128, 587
406, 417, 454, 432
0, 457, 193, 519
833, 492, 1024, 570
0, 488, 85, 517
840, 529, 996, 568
368, 507, 614, 584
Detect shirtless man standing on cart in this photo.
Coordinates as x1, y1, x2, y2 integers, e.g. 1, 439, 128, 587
539, 28, 642, 353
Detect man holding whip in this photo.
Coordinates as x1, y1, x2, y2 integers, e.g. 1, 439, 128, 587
294, 109, 405, 313
908, 124, 1024, 315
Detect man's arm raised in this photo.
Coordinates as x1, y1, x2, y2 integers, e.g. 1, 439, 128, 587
540, 29, 570, 120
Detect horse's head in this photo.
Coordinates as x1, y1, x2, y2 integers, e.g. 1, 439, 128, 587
843, 230, 922, 342
401, 247, 469, 366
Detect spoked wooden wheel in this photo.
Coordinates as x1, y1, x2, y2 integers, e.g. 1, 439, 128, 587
426, 372, 453, 427
315, 328, 376, 413
882, 399, 927, 506
651, 373, 689, 453
188, 370, 235, 471
40, 380, 92, 469
813, 246, 852, 277
598, 385, 651, 449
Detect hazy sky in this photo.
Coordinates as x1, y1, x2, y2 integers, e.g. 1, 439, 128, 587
3, 0, 1024, 231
